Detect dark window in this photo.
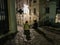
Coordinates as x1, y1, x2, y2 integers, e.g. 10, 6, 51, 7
57, 0, 60, 9
34, 8, 36, 15
56, 8, 60, 14
27, 0, 28, 4
29, 0, 32, 6
33, 0, 36, 3
29, 9, 31, 15
45, 7, 49, 13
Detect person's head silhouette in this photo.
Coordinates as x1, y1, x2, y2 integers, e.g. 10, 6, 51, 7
25, 21, 28, 23
34, 20, 37, 23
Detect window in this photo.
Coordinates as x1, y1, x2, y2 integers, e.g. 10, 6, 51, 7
34, 8, 36, 15
45, 7, 49, 13
29, 9, 31, 15
29, 0, 32, 6
56, 8, 60, 14
33, 0, 36, 3
27, 0, 28, 4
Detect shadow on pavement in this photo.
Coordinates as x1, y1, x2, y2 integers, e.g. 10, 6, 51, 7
42, 26, 60, 35
34, 28, 55, 45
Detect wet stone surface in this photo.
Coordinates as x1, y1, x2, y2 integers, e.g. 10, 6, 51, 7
4, 26, 60, 45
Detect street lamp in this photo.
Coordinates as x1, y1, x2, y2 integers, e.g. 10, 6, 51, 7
18, 9, 23, 14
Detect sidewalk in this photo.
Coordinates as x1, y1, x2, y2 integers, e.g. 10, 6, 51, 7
38, 27, 60, 45
41, 26, 60, 30
40, 26, 60, 34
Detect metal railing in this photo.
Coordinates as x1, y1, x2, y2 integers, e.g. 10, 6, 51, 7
0, 0, 9, 34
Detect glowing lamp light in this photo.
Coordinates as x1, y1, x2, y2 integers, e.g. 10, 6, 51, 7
23, 4, 29, 14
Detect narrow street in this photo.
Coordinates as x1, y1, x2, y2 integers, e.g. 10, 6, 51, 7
4, 25, 60, 45
0, 0, 60, 45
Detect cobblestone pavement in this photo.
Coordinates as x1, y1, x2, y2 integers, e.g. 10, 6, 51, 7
4, 25, 60, 45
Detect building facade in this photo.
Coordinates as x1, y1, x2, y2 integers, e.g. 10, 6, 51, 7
16, 0, 24, 25
16, 0, 40, 25
29, 0, 40, 24
39, 0, 56, 25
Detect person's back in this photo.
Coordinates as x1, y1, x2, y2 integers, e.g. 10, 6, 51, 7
24, 21, 31, 41
24, 22, 30, 30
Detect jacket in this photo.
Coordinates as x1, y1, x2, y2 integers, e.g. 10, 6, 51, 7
24, 23, 30, 30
